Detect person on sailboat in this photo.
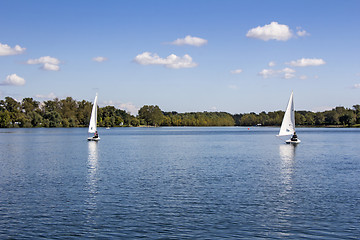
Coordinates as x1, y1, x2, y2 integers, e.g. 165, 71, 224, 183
93, 131, 99, 139
291, 131, 298, 141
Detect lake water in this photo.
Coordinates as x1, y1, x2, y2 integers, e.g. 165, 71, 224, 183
0, 127, 359, 239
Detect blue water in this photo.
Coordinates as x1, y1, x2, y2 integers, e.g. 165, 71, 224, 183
0, 127, 359, 239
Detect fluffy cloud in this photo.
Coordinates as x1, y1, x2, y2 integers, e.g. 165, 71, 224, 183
246, 22, 293, 41
170, 35, 208, 46
92, 56, 107, 62
258, 68, 296, 79
35, 92, 57, 99
228, 85, 238, 90
134, 52, 197, 69
299, 75, 308, 80
230, 69, 243, 74
42, 63, 60, 71
26, 56, 61, 71
0, 43, 26, 56
1, 74, 25, 86
287, 58, 326, 67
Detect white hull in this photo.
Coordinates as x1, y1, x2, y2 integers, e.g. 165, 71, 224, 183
87, 137, 100, 141
286, 139, 301, 144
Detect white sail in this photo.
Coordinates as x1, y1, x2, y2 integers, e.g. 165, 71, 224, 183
88, 94, 98, 134
278, 92, 295, 136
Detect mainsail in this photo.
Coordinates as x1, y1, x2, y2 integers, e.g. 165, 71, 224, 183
88, 93, 98, 134
278, 92, 295, 136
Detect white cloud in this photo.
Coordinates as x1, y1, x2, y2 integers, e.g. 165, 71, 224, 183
296, 27, 310, 37
299, 75, 308, 80
246, 22, 293, 41
102, 100, 139, 115
284, 73, 295, 79
1, 74, 25, 86
0, 43, 26, 56
27, 56, 60, 65
282, 68, 295, 73
230, 69, 243, 74
35, 92, 57, 99
170, 35, 208, 46
92, 56, 107, 62
268, 61, 276, 67
119, 102, 139, 116
297, 30, 309, 37
26, 56, 61, 71
259, 69, 277, 78
42, 63, 60, 71
228, 84, 238, 90
134, 52, 197, 69
353, 83, 360, 89
282, 67, 296, 79
259, 68, 296, 79
287, 58, 326, 67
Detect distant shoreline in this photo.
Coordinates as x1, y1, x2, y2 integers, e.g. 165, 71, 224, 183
1, 125, 359, 129
0, 96, 359, 128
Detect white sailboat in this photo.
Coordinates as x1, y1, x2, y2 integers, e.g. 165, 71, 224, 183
87, 93, 100, 141
277, 91, 301, 144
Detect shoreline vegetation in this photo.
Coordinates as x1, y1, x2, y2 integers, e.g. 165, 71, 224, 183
0, 96, 359, 128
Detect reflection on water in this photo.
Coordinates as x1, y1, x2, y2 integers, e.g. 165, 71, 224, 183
277, 144, 298, 237
279, 144, 297, 187
88, 141, 99, 174
279, 144, 297, 162
87, 141, 99, 209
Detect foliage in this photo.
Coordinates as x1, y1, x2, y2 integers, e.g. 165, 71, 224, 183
0, 96, 134, 128
138, 105, 164, 126
162, 111, 235, 126
0, 96, 359, 128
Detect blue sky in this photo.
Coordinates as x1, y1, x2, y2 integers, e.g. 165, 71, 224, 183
0, 0, 359, 115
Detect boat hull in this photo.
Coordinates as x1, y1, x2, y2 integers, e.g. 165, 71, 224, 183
87, 137, 100, 141
286, 139, 301, 144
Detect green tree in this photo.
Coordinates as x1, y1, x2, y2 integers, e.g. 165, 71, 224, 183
44, 111, 63, 127
339, 111, 356, 126
240, 113, 258, 126
315, 112, 325, 125
138, 105, 164, 126
0, 111, 11, 128
304, 112, 315, 125
22, 98, 40, 114
130, 117, 140, 127
324, 110, 339, 125
353, 105, 360, 124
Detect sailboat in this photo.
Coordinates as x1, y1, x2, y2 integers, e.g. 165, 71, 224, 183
277, 91, 301, 144
87, 93, 100, 141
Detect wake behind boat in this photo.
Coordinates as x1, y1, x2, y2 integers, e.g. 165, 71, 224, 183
277, 91, 301, 144
88, 93, 100, 141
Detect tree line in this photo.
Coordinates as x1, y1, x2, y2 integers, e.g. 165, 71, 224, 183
0, 96, 138, 128
0, 96, 359, 128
